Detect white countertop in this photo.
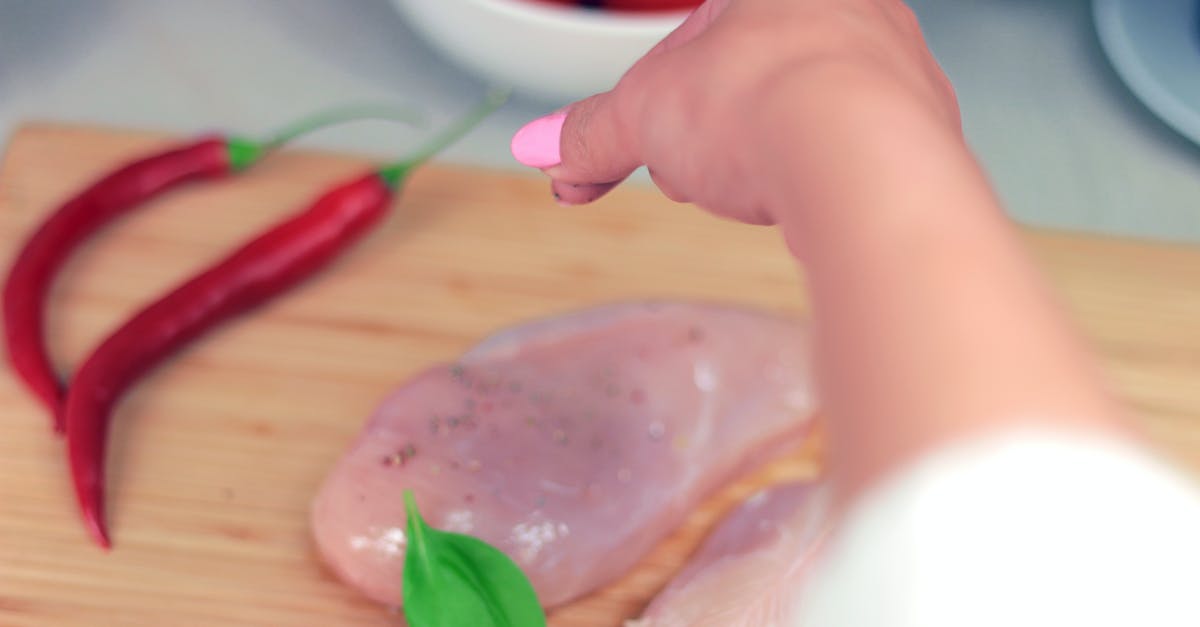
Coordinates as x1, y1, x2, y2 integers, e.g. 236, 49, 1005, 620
2, 0, 1198, 243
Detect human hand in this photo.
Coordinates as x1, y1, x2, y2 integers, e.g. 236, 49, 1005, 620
511, 0, 960, 226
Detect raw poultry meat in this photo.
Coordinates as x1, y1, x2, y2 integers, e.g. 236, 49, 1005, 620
630, 481, 830, 627
311, 302, 817, 607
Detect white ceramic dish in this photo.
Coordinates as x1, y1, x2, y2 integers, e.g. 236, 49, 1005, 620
392, 0, 688, 102
1094, 0, 1200, 146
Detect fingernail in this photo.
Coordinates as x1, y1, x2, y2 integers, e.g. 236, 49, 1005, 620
511, 112, 566, 168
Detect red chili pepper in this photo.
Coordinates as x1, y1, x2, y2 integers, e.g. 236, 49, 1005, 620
4, 106, 421, 432
4, 138, 242, 430
64, 90, 507, 548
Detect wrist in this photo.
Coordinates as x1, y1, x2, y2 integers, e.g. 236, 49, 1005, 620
749, 70, 976, 252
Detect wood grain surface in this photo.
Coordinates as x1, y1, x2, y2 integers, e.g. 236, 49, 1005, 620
0, 124, 1197, 626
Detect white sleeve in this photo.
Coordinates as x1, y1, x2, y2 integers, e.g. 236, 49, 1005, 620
790, 429, 1200, 627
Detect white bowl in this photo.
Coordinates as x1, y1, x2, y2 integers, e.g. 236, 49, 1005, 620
392, 0, 688, 102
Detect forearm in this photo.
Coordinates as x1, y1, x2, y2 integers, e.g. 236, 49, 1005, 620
759, 77, 1132, 503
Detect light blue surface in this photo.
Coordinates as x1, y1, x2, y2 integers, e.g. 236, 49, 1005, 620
0, 0, 1198, 243
1095, 0, 1200, 147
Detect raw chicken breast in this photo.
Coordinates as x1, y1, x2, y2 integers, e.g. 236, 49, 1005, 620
311, 302, 816, 607
631, 481, 830, 627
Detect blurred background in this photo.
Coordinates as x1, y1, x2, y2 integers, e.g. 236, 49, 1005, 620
0, 0, 1197, 242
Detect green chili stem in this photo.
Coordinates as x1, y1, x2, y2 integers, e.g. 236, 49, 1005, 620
259, 103, 427, 152
226, 103, 428, 171
377, 88, 511, 188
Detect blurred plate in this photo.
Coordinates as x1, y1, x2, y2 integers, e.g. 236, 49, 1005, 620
1094, 0, 1200, 146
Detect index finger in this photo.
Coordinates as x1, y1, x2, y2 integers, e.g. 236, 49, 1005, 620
546, 87, 643, 185
549, 1, 729, 185
510, 1, 725, 186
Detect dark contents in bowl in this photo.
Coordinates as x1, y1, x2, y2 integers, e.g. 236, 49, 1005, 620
527, 0, 701, 13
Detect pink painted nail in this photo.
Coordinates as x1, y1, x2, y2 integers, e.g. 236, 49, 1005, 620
511, 112, 566, 168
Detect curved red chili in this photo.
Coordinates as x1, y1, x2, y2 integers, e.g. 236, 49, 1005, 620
66, 172, 394, 548
4, 106, 420, 432
63, 90, 507, 548
3, 138, 241, 429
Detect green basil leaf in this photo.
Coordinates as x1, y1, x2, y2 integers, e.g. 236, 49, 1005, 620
402, 491, 546, 627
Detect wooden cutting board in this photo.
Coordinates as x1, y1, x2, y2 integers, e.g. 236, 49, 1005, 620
0, 124, 1197, 626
